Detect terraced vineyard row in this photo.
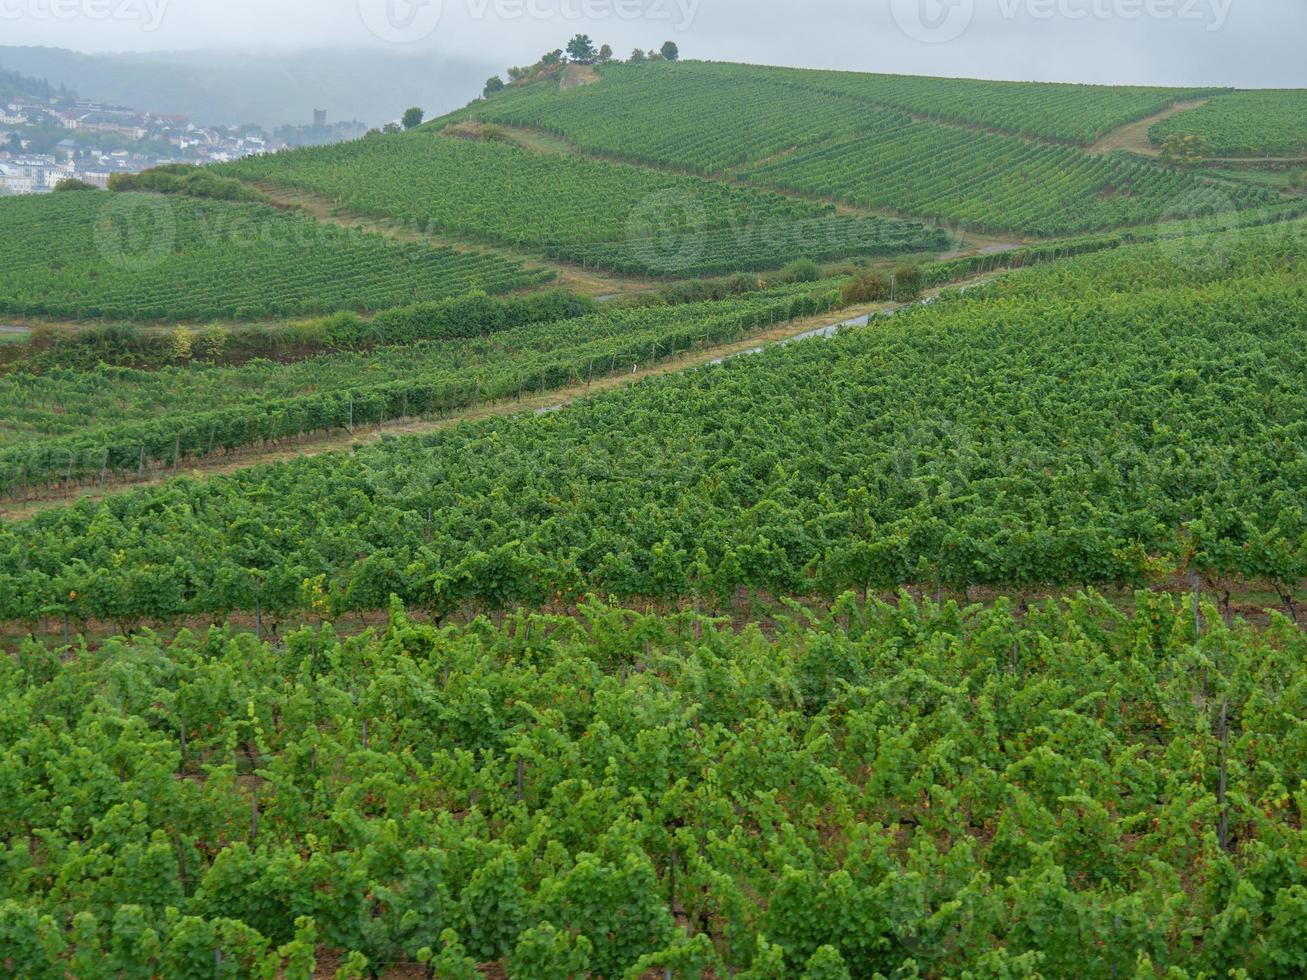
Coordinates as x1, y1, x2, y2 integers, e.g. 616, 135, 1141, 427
1150, 89, 1307, 156
560, 213, 950, 276
738, 122, 1272, 235
0, 192, 545, 322
0, 282, 843, 495
3, 229, 1305, 623
223, 132, 944, 276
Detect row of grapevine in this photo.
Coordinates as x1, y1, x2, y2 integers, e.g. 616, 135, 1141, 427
4, 593, 1307, 976
0, 192, 546, 322
0, 283, 843, 494
916, 203, 1307, 286
558, 213, 950, 276
2, 231, 1306, 624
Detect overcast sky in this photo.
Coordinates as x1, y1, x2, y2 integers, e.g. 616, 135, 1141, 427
3, 0, 1302, 88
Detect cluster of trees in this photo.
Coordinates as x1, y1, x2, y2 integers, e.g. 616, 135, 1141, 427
1158, 132, 1208, 166
484, 37, 680, 97
841, 264, 923, 303
108, 163, 262, 202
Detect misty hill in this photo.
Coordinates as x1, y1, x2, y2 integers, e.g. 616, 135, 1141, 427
0, 65, 67, 102
0, 46, 499, 128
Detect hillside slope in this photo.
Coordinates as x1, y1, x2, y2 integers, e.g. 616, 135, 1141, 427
468, 61, 1273, 235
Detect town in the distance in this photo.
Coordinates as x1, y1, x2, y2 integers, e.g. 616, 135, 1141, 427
0, 74, 367, 195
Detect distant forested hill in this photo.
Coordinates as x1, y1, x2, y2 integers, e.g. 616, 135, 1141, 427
0, 65, 67, 101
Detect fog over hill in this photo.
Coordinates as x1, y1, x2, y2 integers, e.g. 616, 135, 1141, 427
0, 0, 1301, 89
0, 46, 499, 128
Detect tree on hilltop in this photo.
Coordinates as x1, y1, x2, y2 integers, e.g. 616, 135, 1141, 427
566, 34, 598, 64
661, 41, 680, 61
598, 44, 613, 64
484, 75, 505, 97
401, 107, 425, 130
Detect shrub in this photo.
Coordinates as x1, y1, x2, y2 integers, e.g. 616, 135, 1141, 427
169, 326, 196, 362
892, 264, 924, 300
841, 269, 891, 304
774, 257, 822, 284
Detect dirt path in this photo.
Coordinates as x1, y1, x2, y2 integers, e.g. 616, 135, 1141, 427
0, 278, 1001, 522
1088, 98, 1211, 156
559, 64, 601, 90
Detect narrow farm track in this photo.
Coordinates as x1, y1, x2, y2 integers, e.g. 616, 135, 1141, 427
0, 278, 999, 522
1088, 98, 1211, 156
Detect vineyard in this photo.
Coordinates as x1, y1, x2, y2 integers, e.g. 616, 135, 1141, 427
736, 121, 1270, 236
222, 131, 947, 276
1149, 89, 1307, 156
6, 57, 1307, 980
733, 62, 1224, 144
5, 592, 1307, 977
478, 61, 1219, 156
3, 228, 1305, 625
472, 62, 1268, 236
0, 192, 545, 322
0, 281, 844, 494
475, 66, 876, 173
561, 213, 950, 276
